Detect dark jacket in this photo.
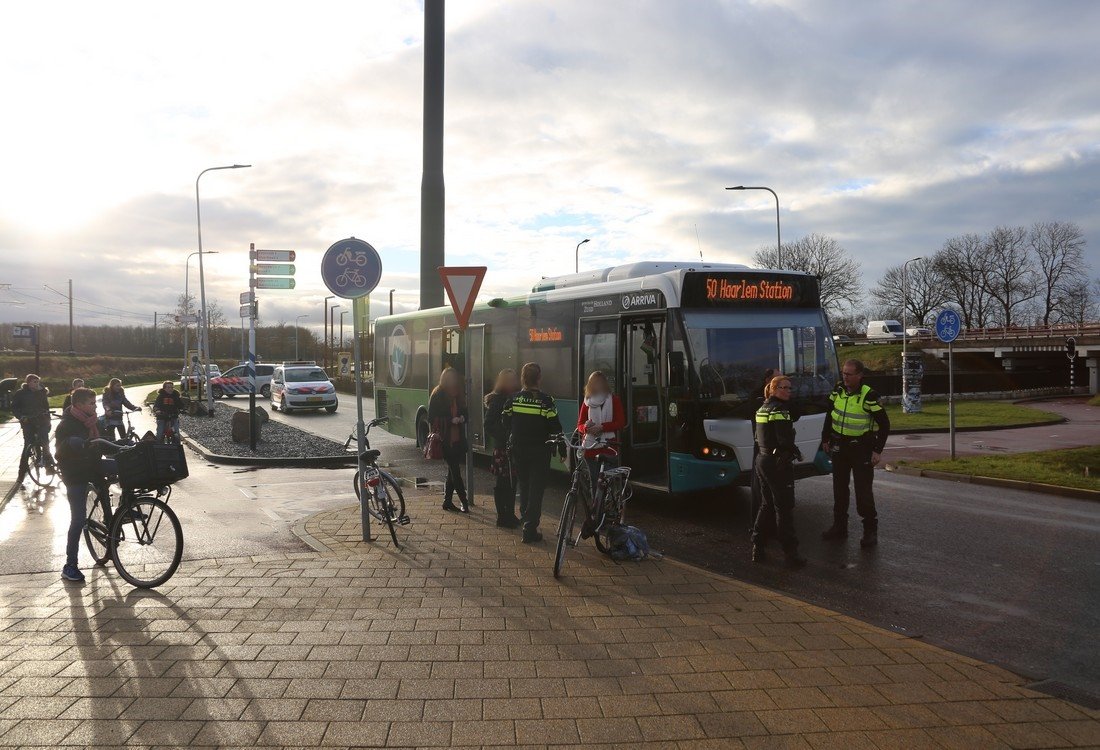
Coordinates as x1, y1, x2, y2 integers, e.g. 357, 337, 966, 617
11, 383, 50, 421
503, 389, 562, 449
154, 389, 183, 419
428, 389, 468, 453
754, 396, 801, 464
102, 388, 137, 421
54, 408, 102, 484
483, 391, 512, 450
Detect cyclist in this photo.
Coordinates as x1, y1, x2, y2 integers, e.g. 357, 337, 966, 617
54, 387, 114, 582
102, 378, 140, 441
11, 374, 54, 483
61, 378, 85, 409
153, 380, 183, 441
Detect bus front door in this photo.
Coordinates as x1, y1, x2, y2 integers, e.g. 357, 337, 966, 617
622, 317, 666, 487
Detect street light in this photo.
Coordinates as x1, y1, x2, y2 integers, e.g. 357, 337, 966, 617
329, 303, 342, 374
725, 186, 781, 267
196, 163, 251, 415
389, 288, 396, 316
902, 255, 923, 414
183, 250, 218, 384
323, 295, 334, 369
294, 314, 308, 360
340, 310, 349, 350
575, 238, 590, 274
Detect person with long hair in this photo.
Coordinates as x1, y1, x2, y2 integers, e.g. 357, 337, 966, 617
102, 378, 139, 441
428, 367, 469, 512
576, 371, 626, 497
484, 368, 521, 527
502, 362, 562, 543
751, 374, 807, 569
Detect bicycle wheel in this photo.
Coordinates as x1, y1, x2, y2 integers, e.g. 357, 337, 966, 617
380, 471, 406, 520
553, 489, 578, 579
83, 483, 112, 566
372, 487, 400, 547
109, 496, 183, 588
28, 446, 50, 487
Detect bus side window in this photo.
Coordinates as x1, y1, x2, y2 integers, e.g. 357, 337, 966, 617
668, 351, 685, 388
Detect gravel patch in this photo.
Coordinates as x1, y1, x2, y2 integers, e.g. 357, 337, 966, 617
180, 403, 347, 458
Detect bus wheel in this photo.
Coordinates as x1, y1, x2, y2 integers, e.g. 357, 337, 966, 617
416, 415, 429, 448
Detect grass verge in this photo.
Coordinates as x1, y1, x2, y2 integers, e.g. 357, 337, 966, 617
886, 400, 1059, 431
1089, 394, 1100, 407
909, 446, 1100, 493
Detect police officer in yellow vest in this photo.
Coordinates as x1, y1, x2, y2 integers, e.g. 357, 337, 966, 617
821, 359, 890, 548
751, 374, 807, 569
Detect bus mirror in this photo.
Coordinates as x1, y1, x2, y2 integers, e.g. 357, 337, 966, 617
668, 351, 686, 388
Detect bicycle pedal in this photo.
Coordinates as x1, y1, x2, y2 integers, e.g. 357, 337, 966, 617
397, 515, 411, 526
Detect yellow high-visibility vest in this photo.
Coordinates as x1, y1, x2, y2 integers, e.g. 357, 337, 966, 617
828, 384, 882, 437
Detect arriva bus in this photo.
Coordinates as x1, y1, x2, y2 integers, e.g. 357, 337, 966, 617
373, 261, 839, 494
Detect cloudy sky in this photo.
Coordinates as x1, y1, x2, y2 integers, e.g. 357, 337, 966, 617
2, 0, 1098, 332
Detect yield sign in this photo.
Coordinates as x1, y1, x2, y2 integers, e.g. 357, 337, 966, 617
438, 266, 487, 330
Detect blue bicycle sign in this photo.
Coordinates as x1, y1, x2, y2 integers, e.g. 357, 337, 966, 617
935, 309, 960, 343
322, 238, 382, 299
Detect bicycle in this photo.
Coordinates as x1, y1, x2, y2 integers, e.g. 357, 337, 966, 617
19, 410, 59, 487
550, 432, 633, 578
83, 438, 186, 589
350, 417, 409, 547
104, 407, 141, 444
153, 408, 180, 444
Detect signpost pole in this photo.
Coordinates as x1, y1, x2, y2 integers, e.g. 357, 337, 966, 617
353, 298, 370, 541
248, 244, 257, 451
34, 325, 40, 375
465, 336, 474, 507
948, 342, 955, 460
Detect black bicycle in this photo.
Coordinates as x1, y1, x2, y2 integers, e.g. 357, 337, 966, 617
19, 410, 59, 487
83, 438, 185, 589
351, 417, 409, 547
550, 432, 633, 578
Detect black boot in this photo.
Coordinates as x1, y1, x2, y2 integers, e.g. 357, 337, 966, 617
458, 494, 470, 513
821, 523, 848, 541
751, 544, 767, 563
860, 530, 878, 549
442, 494, 459, 512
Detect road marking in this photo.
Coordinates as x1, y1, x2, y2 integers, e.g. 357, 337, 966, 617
261, 507, 281, 521
238, 487, 256, 499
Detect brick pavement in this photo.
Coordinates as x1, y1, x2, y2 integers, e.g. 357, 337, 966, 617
0, 487, 1097, 748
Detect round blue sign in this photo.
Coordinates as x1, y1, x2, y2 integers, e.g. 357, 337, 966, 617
321, 238, 382, 299
935, 309, 961, 343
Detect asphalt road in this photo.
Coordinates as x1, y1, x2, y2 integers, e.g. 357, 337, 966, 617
3, 394, 1097, 706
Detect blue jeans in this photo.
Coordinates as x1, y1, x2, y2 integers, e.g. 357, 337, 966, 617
64, 482, 89, 568
156, 417, 179, 441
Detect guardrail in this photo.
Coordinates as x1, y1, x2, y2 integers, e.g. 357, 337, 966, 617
842, 323, 1100, 346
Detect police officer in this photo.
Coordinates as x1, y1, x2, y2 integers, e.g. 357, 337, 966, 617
751, 375, 806, 568
821, 359, 890, 548
502, 362, 563, 544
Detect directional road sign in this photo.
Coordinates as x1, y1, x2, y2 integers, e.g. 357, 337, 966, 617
239, 291, 254, 304
239, 302, 257, 319
935, 309, 960, 344
251, 249, 296, 262
174, 314, 200, 324
253, 263, 295, 276
438, 266, 487, 329
12, 325, 33, 338
321, 238, 382, 299
251, 277, 296, 290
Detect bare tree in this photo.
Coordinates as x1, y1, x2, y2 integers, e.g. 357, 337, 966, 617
1030, 221, 1088, 326
982, 226, 1037, 327
752, 233, 862, 313
932, 234, 992, 329
870, 259, 948, 326
826, 308, 867, 337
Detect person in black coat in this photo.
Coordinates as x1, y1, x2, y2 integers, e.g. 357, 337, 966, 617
11, 374, 54, 482
484, 368, 520, 528
153, 380, 183, 441
751, 375, 807, 569
427, 367, 469, 512
502, 363, 563, 543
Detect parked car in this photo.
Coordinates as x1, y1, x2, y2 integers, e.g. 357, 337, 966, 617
867, 320, 905, 341
270, 362, 338, 414
905, 326, 932, 338
832, 334, 854, 345
180, 363, 222, 392
210, 364, 275, 399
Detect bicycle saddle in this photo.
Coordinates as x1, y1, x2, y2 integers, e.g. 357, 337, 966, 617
359, 449, 381, 462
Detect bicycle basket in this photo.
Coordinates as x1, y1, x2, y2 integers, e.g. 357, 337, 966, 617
116, 441, 189, 490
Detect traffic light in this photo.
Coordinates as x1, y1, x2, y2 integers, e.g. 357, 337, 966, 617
1066, 337, 1076, 360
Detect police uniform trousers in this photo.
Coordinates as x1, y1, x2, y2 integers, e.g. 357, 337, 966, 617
830, 438, 878, 531
751, 453, 798, 551
511, 443, 551, 535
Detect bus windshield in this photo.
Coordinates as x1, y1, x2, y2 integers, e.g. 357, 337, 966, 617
682, 310, 838, 411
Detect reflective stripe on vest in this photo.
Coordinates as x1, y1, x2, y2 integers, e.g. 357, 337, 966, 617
829, 384, 876, 437
755, 408, 791, 424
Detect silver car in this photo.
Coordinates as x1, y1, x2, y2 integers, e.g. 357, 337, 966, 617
270, 363, 338, 414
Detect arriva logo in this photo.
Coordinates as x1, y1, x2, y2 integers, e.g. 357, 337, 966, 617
388, 324, 411, 386
621, 291, 659, 310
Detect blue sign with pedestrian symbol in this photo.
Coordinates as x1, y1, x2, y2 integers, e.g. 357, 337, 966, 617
321, 238, 382, 299
935, 309, 960, 343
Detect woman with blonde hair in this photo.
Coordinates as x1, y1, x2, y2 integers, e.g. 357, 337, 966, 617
484, 368, 521, 527
102, 378, 139, 442
428, 367, 469, 512
751, 374, 806, 569
576, 371, 626, 497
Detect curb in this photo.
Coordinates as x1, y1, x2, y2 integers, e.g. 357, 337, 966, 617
885, 463, 1100, 501
893, 417, 1066, 435
181, 433, 356, 468
0, 480, 19, 515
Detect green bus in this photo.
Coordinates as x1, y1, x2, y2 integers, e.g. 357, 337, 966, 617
373, 261, 839, 494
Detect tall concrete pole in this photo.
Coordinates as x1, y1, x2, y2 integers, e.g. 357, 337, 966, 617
420, 0, 445, 310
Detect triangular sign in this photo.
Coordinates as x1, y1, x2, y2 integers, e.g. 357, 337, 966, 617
438, 266, 487, 330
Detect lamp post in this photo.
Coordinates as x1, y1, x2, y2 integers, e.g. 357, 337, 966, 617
329, 303, 341, 375
294, 314, 308, 360
902, 255, 923, 414
725, 186, 781, 267
575, 238, 590, 274
323, 294, 334, 369
389, 288, 396, 316
183, 250, 218, 385
196, 163, 250, 415
340, 310, 349, 350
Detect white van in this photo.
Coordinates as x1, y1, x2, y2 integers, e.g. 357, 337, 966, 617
867, 320, 905, 341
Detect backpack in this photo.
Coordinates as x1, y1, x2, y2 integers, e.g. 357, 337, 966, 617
607, 524, 661, 562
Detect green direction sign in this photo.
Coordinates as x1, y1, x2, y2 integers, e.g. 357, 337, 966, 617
251, 277, 296, 290
253, 263, 295, 276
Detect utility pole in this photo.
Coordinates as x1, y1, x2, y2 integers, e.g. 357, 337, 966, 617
67, 279, 74, 354
154, 312, 158, 356
420, 0, 446, 309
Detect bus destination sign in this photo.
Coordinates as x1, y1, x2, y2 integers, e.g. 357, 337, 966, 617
682, 272, 819, 308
